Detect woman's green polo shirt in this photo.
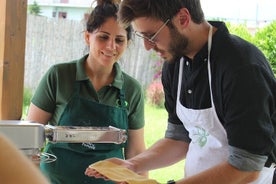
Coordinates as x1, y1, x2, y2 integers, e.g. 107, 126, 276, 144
31, 55, 144, 129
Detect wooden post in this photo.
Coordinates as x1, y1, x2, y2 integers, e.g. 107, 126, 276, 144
0, 0, 27, 119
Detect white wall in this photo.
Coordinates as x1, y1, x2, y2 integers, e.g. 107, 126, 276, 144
36, 6, 91, 20
28, 0, 92, 21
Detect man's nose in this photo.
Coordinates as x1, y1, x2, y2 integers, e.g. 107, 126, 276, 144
143, 39, 155, 51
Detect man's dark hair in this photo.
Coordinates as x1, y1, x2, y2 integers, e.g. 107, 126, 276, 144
119, 0, 204, 27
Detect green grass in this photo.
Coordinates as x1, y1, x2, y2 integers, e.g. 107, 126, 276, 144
144, 102, 185, 183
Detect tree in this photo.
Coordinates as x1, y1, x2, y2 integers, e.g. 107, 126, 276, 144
226, 21, 276, 74
253, 21, 276, 74
29, 1, 41, 15
226, 22, 254, 43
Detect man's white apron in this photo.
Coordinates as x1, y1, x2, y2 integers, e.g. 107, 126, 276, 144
176, 26, 274, 183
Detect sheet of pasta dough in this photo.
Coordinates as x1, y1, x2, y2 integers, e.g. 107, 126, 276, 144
89, 160, 158, 184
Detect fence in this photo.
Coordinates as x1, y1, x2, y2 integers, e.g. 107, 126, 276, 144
24, 15, 158, 92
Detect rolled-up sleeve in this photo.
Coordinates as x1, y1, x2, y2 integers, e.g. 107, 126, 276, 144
228, 146, 268, 171
165, 122, 191, 142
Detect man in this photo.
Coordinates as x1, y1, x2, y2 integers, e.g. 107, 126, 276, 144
85, 0, 276, 183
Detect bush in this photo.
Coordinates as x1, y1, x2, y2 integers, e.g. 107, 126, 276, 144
253, 21, 276, 74
226, 22, 254, 43
146, 80, 164, 108
226, 21, 276, 74
22, 87, 33, 118
29, 1, 41, 15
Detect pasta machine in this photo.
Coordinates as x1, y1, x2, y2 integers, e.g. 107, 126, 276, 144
0, 120, 127, 163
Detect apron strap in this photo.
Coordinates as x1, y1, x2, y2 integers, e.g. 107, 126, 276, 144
207, 25, 214, 108
118, 87, 127, 109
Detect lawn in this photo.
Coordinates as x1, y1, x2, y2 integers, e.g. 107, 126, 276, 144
144, 102, 185, 183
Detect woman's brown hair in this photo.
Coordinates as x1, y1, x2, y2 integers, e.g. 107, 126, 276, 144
87, 0, 132, 40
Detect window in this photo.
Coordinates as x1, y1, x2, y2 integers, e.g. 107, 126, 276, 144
52, 11, 57, 18
84, 13, 90, 21
58, 12, 67, 19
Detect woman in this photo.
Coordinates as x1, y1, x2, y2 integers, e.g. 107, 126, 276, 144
26, 0, 146, 183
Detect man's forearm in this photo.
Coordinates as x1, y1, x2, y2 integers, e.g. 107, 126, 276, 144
128, 138, 188, 173
176, 161, 260, 184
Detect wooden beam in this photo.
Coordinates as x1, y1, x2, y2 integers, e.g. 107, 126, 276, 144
0, 0, 27, 119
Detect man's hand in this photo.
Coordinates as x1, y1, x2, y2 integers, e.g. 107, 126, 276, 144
84, 158, 136, 183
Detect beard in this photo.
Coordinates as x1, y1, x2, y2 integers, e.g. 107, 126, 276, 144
166, 25, 189, 63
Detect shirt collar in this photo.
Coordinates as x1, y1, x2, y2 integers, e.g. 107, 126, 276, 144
76, 54, 89, 81
75, 54, 124, 89
112, 62, 124, 89
190, 21, 226, 63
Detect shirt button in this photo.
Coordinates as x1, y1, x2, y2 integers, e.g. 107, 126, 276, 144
187, 89, 192, 94
204, 58, 208, 62
186, 61, 189, 66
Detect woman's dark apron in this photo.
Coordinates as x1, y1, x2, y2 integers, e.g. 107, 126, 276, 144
41, 81, 128, 184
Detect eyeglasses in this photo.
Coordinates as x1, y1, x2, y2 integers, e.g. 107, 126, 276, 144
134, 19, 170, 45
